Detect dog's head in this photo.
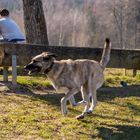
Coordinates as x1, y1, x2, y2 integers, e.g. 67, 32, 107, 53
24, 52, 56, 74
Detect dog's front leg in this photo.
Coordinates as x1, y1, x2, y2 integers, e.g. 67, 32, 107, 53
61, 97, 67, 116
69, 95, 77, 106
61, 88, 79, 116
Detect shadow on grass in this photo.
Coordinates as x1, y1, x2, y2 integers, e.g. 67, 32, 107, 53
78, 125, 140, 140
97, 85, 140, 102
106, 101, 140, 115
96, 124, 140, 140
89, 113, 140, 124
1, 82, 140, 108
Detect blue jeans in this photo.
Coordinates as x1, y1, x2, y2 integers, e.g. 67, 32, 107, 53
9, 39, 25, 42
0, 38, 8, 42
0, 38, 25, 43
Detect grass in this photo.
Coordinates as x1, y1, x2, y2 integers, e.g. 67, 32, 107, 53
105, 69, 140, 87
17, 75, 52, 89
0, 68, 140, 139
0, 88, 139, 140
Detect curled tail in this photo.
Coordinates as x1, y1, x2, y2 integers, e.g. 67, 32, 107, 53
100, 38, 111, 69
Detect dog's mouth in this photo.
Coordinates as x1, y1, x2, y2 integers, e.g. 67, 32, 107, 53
29, 67, 41, 75
24, 65, 42, 75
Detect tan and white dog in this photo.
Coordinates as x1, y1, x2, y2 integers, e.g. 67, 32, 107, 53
24, 38, 111, 119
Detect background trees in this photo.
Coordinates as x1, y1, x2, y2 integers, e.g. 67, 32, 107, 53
22, 0, 49, 45
0, 0, 139, 49
111, 0, 139, 49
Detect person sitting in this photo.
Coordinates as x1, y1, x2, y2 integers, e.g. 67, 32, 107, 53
0, 9, 25, 43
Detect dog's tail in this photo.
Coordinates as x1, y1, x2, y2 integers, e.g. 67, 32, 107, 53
100, 38, 111, 69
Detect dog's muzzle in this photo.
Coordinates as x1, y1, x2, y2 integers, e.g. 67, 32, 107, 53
24, 64, 42, 75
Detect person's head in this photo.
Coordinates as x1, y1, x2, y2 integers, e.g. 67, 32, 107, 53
0, 9, 9, 18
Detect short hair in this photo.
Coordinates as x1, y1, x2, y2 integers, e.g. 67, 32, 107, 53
0, 9, 9, 16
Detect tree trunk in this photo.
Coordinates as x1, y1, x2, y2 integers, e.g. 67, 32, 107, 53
22, 0, 49, 45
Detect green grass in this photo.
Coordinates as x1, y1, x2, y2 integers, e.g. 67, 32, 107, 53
105, 69, 140, 87
0, 88, 140, 140
0, 74, 52, 90
0, 68, 140, 139
17, 76, 52, 89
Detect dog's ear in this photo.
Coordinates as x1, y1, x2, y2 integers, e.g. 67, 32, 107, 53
42, 52, 56, 61
43, 54, 56, 61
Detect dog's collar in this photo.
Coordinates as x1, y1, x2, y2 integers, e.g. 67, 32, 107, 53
44, 62, 54, 74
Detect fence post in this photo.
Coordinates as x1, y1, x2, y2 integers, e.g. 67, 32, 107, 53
133, 69, 137, 77
3, 66, 8, 82
12, 55, 17, 85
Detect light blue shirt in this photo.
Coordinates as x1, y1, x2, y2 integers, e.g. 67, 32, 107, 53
0, 17, 25, 41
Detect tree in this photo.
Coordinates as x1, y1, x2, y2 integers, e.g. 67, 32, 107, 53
135, 0, 140, 48
111, 0, 126, 49
22, 0, 49, 45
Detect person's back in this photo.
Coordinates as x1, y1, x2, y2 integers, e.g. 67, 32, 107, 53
0, 9, 25, 42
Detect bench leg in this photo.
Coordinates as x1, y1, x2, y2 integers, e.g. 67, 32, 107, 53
3, 67, 8, 82
133, 69, 137, 77
12, 55, 17, 86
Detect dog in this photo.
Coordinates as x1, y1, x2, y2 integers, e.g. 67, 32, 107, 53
24, 38, 111, 119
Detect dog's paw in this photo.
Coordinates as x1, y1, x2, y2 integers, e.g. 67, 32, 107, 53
86, 108, 93, 114
76, 114, 85, 120
71, 102, 78, 107
62, 110, 68, 117
87, 110, 92, 114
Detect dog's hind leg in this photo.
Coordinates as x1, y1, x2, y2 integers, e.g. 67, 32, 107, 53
76, 83, 90, 119
87, 78, 103, 114
87, 88, 97, 114
61, 88, 79, 116
75, 100, 87, 106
